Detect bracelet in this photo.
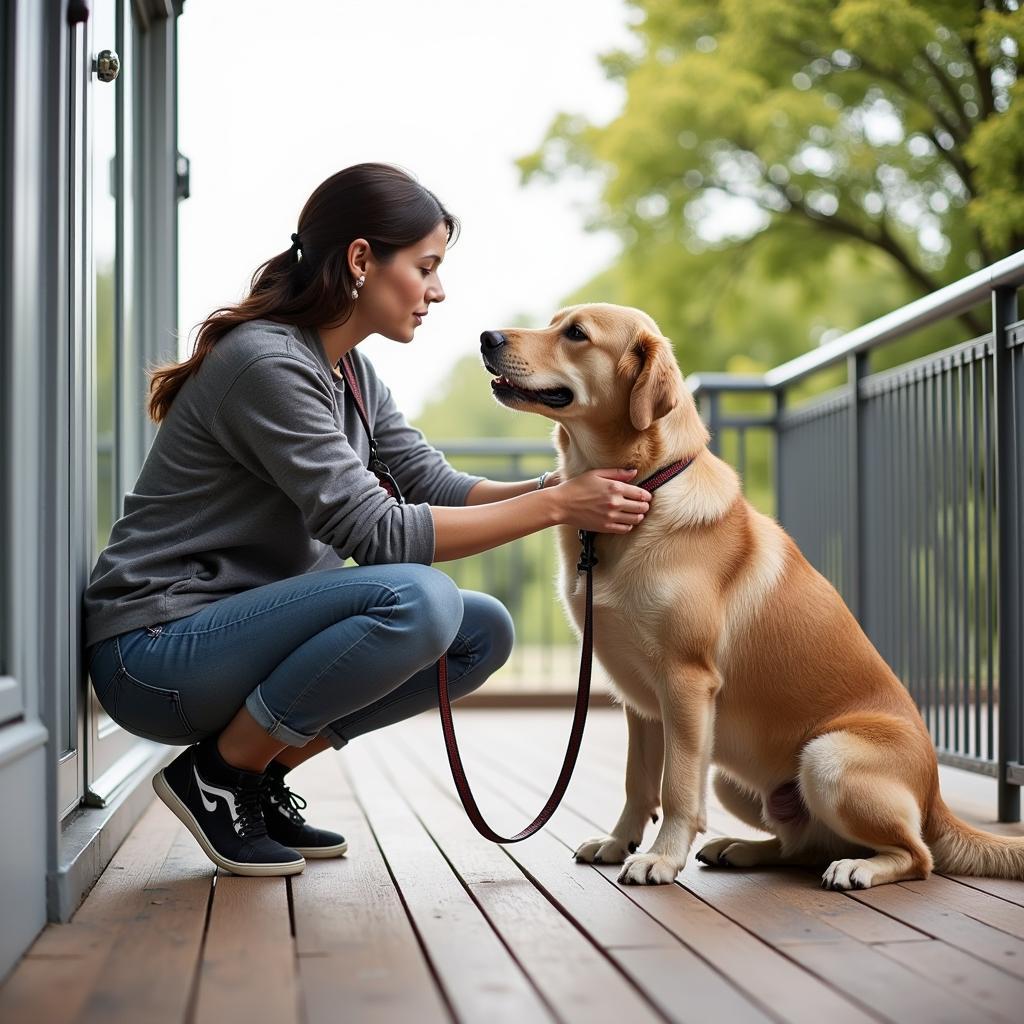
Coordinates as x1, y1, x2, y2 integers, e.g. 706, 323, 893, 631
536, 471, 550, 490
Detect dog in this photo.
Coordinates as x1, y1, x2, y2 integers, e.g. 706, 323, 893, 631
480, 302, 1024, 888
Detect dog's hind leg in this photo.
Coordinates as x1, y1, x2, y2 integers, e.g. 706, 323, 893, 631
697, 771, 822, 868
799, 728, 933, 890
713, 768, 767, 829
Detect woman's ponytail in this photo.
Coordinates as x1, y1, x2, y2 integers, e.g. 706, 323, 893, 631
146, 162, 459, 423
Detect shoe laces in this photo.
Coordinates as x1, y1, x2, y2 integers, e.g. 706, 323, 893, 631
233, 783, 270, 840
261, 773, 308, 826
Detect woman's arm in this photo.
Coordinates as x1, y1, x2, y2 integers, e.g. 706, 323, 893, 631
431, 488, 560, 561
431, 468, 649, 563
463, 470, 563, 505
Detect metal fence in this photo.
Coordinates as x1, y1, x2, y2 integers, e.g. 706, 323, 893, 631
428, 439, 586, 696
691, 251, 1024, 821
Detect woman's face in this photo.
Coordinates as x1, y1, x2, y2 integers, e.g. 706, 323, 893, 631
356, 220, 448, 343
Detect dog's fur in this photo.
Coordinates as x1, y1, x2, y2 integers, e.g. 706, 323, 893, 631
482, 302, 1024, 888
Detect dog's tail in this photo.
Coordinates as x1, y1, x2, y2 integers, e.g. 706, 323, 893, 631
925, 796, 1024, 878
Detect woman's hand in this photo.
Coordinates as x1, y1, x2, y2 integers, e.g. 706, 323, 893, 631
551, 468, 652, 534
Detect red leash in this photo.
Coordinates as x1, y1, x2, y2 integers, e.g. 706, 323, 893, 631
341, 352, 694, 842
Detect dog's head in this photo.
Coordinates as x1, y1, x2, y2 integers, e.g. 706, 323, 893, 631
480, 303, 683, 432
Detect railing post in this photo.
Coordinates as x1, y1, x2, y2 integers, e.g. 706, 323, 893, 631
707, 392, 722, 456
848, 352, 869, 622
993, 285, 1021, 822
774, 388, 786, 525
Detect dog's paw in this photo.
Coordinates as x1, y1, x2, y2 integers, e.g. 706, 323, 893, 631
573, 834, 637, 864
696, 837, 773, 868
695, 836, 741, 866
821, 858, 875, 891
617, 851, 682, 885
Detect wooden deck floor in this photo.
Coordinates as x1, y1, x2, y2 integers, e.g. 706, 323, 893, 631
3, 708, 1024, 1024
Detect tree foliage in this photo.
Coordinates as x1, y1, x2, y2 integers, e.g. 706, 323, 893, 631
518, 0, 1023, 364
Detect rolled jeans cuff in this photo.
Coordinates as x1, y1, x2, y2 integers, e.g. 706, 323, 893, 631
245, 687, 320, 747
319, 724, 350, 750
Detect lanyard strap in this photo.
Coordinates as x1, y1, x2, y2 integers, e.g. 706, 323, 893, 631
438, 453, 696, 843
339, 353, 402, 503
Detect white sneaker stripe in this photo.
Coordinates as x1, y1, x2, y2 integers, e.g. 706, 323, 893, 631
193, 762, 239, 823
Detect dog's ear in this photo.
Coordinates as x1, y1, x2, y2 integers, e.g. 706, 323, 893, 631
622, 329, 680, 431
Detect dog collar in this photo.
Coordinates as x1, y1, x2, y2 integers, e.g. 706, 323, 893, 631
577, 453, 698, 574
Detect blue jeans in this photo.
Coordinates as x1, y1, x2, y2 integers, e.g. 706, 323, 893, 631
85, 564, 514, 749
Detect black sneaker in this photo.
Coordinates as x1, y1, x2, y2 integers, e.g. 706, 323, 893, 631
152, 737, 305, 876
261, 760, 348, 859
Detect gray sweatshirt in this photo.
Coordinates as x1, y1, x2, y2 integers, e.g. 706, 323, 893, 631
83, 319, 484, 649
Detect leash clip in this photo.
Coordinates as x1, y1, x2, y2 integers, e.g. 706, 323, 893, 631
577, 530, 598, 574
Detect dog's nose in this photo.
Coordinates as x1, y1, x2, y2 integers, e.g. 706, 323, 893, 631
480, 330, 507, 351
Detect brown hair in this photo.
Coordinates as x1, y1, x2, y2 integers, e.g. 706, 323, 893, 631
147, 162, 460, 423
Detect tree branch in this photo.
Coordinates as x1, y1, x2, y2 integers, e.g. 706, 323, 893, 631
918, 47, 972, 134
705, 172, 987, 337
856, 54, 968, 147
966, 5, 996, 120
923, 128, 975, 194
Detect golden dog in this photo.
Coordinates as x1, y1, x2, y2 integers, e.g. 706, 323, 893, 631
481, 302, 1024, 888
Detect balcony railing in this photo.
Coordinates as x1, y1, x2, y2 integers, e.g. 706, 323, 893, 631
689, 250, 1024, 822
429, 440, 579, 697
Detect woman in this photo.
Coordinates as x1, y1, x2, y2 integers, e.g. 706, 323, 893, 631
83, 162, 653, 878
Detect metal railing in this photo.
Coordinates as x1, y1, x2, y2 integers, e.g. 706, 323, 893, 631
430, 440, 584, 695
690, 251, 1024, 821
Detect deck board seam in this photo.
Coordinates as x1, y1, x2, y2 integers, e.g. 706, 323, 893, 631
389, 734, 687, 1023
396, 728, 796, 1024
338, 749, 460, 1024
435, 721, 910, 1023
362, 735, 575, 1023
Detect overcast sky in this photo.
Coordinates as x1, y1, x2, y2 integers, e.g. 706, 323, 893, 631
177, 0, 636, 418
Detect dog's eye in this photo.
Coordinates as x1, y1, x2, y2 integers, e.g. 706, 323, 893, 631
565, 323, 588, 341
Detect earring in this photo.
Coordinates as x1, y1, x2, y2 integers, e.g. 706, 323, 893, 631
351, 274, 365, 300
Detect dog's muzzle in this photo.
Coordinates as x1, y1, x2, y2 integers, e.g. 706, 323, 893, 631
480, 330, 574, 409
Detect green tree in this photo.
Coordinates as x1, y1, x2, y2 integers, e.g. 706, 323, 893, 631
519, 0, 1023, 357
414, 353, 555, 448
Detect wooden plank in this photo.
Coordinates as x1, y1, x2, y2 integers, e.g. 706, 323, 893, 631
944, 875, 1024, 907
509, 724, 921, 946
73, 820, 213, 1024
847, 883, 1024, 979
192, 873, 299, 1024
478, 715, 1022, 1021
388, 730, 776, 1024
897, 873, 1024, 939
874, 939, 1024, 1024
0, 799, 207, 1024
368, 728, 669, 1024
395, 716, 871, 1024
513, 710, 1024, 933
749, 869, 924, 945
452, 714, 925, 946
412, 711, 1024, 1024
286, 752, 450, 1024
342, 739, 557, 1023
784, 939, 1011, 1024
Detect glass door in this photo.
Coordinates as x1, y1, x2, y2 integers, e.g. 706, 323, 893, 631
63, 0, 151, 815
59, 5, 90, 818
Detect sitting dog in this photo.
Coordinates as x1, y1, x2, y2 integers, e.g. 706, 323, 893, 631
481, 302, 1024, 888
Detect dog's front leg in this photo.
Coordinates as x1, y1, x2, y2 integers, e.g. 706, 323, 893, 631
618, 663, 719, 885
574, 703, 663, 864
